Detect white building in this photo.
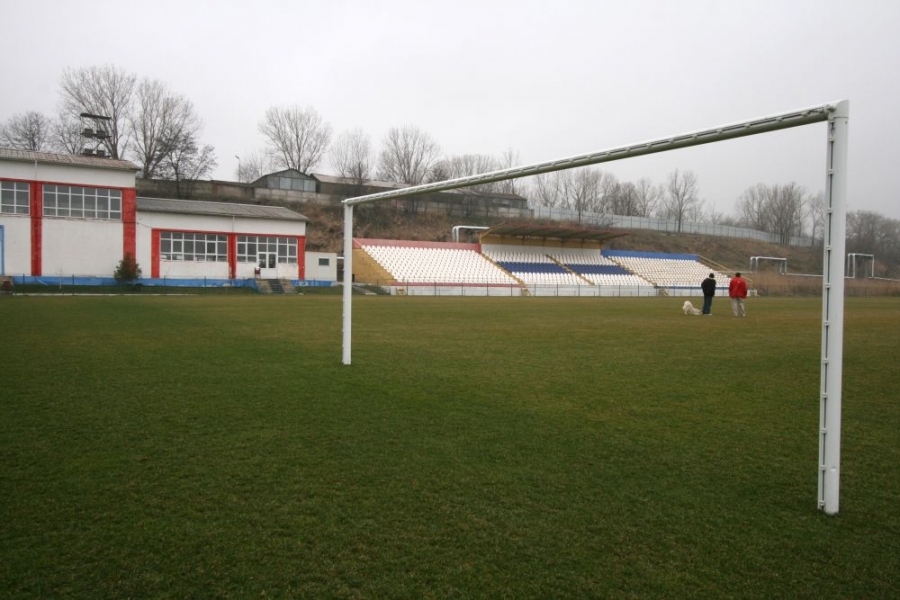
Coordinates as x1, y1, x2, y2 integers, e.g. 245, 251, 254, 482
1, 149, 329, 284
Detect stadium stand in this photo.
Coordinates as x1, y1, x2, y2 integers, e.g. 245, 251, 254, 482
483, 249, 585, 286
603, 250, 731, 291
548, 250, 653, 287
353, 234, 732, 297
360, 241, 516, 285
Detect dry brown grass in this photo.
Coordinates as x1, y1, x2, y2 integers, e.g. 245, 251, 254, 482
750, 272, 900, 297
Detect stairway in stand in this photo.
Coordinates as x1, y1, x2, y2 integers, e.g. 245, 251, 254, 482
258, 279, 297, 295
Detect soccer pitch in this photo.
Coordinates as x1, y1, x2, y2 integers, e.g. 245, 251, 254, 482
3, 295, 898, 597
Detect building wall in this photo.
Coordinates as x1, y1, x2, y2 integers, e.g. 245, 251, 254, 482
2, 163, 134, 189
304, 251, 338, 282
0, 216, 31, 275
42, 219, 124, 276
1, 161, 136, 277
136, 211, 307, 280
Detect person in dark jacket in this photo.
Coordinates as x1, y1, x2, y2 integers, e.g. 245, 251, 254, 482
700, 272, 716, 315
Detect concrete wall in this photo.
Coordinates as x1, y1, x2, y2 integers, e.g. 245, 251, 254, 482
42, 218, 124, 276
3, 162, 134, 189
137, 177, 532, 219
304, 251, 338, 282
0, 216, 31, 275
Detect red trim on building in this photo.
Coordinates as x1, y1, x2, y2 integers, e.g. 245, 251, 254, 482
228, 234, 237, 279
148, 229, 306, 279
30, 182, 42, 276
297, 235, 306, 279
353, 238, 481, 251
151, 229, 161, 278
122, 188, 137, 259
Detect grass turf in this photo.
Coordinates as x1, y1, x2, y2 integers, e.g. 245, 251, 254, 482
2, 295, 898, 598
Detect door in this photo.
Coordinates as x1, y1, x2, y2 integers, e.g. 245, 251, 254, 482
258, 252, 277, 278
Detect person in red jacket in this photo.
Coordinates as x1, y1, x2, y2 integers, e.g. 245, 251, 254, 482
729, 272, 748, 317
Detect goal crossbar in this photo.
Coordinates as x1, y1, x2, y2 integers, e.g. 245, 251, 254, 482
342, 103, 836, 207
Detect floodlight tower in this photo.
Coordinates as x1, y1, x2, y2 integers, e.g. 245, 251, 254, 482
79, 112, 112, 157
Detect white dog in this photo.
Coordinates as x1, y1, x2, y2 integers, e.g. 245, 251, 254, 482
683, 300, 702, 316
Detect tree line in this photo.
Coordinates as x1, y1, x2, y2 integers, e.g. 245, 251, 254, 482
2, 64, 897, 260
1, 65, 215, 197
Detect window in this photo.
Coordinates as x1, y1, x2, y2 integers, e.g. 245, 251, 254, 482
43, 184, 121, 220
236, 235, 298, 264
160, 232, 228, 262
267, 175, 315, 193
318, 257, 330, 266
1, 181, 29, 214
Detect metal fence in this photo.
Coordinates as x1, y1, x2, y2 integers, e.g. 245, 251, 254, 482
379, 282, 711, 298
4, 275, 259, 295
531, 207, 815, 247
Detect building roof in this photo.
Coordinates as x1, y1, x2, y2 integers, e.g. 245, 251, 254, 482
0, 147, 139, 171
312, 172, 527, 202
312, 172, 406, 190
251, 168, 316, 186
482, 223, 629, 244
136, 197, 308, 221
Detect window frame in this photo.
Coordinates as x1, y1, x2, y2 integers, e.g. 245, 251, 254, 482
0, 181, 30, 215
42, 184, 122, 221
237, 235, 298, 264
159, 231, 228, 262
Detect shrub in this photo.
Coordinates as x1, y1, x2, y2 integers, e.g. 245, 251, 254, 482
114, 253, 142, 284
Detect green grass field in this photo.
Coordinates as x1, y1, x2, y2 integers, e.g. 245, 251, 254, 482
2, 295, 898, 598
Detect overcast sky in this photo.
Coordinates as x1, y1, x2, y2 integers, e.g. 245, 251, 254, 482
2, 0, 899, 219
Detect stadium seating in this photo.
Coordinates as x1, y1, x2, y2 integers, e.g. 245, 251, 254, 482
548, 250, 652, 287
361, 244, 516, 284
603, 252, 731, 289
483, 249, 584, 285
358, 242, 728, 296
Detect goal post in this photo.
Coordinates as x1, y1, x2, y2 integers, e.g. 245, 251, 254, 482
341, 100, 849, 515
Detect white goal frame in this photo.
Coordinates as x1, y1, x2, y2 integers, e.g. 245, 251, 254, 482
341, 101, 849, 515
846, 253, 874, 279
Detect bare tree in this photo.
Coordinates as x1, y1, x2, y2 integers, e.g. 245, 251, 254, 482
259, 105, 332, 173
430, 154, 500, 191
806, 191, 825, 244
600, 175, 652, 216
661, 169, 701, 232
330, 128, 373, 186
736, 182, 808, 243
529, 168, 603, 222
236, 149, 277, 183
0, 111, 53, 150
59, 65, 136, 159
529, 172, 563, 208
50, 113, 84, 154
565, 168, 604, 221
130, 79, 203, 179
158, 137, 217, 199
735, 183, 774, 232
633, 178, 662, 217
428, 153, 509, 217
496, 148, 522, 195
769, 182, 806, 244
376, 125, 440, 185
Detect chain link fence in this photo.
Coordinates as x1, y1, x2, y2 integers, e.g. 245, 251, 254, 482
531, 207, 815, 247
